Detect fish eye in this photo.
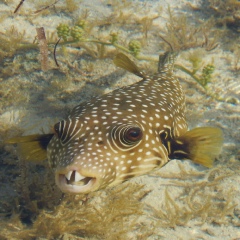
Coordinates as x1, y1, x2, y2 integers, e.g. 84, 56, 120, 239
112, 124, 143, 148
124, 127, 142, 142
53, 122, 60, 137
53, 120, 64, 139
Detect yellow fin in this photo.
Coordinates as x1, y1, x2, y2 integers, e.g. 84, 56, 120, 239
6, 134, 53, 162
172, 127, 223, 167
113, 53, 145, 78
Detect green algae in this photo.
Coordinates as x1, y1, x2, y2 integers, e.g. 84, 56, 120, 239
0, 181, 146, 240
148, 165, 239, 229
0, 2, 234, 105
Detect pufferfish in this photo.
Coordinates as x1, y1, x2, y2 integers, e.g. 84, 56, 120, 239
6, 52, 223, 194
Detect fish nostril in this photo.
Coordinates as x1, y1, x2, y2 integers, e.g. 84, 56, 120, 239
97, 140, 104, 145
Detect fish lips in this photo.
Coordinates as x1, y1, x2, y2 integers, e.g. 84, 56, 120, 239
55, 169, 99, 194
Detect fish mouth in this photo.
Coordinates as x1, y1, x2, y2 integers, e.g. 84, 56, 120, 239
56, 170, 98, 194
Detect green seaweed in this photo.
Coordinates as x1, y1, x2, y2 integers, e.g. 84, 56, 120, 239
159, 6, 219, 52
195, 0, 240, 32
0, 26, 27, 61
0, 182, 146, 239
0, 2, 232, 103
147, 164, 239, 230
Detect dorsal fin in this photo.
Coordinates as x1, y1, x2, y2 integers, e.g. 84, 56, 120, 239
158, 51, 178, 75
113, 53, 145, 78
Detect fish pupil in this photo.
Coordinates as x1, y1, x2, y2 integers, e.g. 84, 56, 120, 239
53, 121, 64, 139
125, 127, 142, 142
53, 122, 60, 137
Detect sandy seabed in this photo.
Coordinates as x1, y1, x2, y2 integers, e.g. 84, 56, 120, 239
0, 0, 239, 239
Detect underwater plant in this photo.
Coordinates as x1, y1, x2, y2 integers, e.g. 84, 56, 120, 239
159, 7, 219, 52
147, 163, 239, 229
191, 0, 240, 32
0, 26, 27, 61
0, 1, 233, 103
0, 182, 147, 239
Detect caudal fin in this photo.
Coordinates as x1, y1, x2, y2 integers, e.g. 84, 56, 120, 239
170, 127, 223, 167
5, 134, 53, 162
158, 51, 178, 75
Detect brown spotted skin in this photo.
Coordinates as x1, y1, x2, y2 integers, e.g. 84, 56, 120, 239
47, 55, 188, 193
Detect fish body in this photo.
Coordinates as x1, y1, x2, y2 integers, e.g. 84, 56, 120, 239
7, 52, 223, 194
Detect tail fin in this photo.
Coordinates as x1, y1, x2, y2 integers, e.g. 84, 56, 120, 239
158, 51, 178, 75
5, 134, 54, 162
170, 127, 223, 167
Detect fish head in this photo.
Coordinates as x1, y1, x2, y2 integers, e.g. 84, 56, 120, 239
47, 105, 172, 194
47, 116, 117, 194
